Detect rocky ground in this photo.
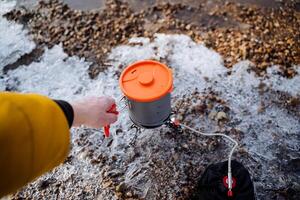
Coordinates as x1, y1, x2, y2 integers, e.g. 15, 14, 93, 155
3, 0, 300, 78
1, 0, 300, 200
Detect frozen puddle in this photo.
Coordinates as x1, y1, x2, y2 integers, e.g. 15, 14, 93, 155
1, 2, 299, 199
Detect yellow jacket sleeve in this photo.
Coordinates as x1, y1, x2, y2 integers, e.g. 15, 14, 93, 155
0, 92, 70, 197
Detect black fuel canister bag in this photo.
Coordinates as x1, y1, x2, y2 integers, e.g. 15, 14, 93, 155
190, 160, 255, 200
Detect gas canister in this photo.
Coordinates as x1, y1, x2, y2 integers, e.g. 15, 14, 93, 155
119, 60, 173, 128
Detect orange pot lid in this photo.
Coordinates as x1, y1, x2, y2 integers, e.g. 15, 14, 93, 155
119, 60, 173, 102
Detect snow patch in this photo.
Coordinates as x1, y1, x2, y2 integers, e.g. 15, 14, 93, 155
265, 65, 300, 96
4, 45, 91, 100
0, 0, 16, 15
0, 1, 35, 71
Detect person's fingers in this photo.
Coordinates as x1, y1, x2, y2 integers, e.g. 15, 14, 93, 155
102, 96, 116, 110
105, 113, 118, 124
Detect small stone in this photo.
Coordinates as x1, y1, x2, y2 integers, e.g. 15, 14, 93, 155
115, 192, 122, 197
102, 180, 113, 188
208, 111, 217, 120
90, 159, 101, 165
116, 182, 126, 193
182, 144, 189, 149
125, 191, 133, 197
207, 103, 213, 109
216, 111, 227, 121
257, 104, 265, 113
111, 155, 117, 161
38, 178, 56, 190
172, 153, 179, 161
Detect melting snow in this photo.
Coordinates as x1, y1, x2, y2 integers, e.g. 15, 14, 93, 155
0, 0, 35, 70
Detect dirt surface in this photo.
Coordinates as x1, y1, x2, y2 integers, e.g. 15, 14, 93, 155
4, 0, 300, 78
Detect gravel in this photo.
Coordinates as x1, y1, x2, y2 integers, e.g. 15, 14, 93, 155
4, 0, 300, 78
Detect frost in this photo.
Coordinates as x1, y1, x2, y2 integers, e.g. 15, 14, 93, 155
0, 1, 35, 71
0, 0, 16, 15
1, 31, 299, 199
4, 45, 91, 100
155, 34, 226, 77
265, 65, 300, 96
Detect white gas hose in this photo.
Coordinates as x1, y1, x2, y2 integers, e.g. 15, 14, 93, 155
179, 123, 238, 194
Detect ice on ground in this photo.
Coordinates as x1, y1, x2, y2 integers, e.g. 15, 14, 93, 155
154, 34, 226, 77
0, 0, 35, 70
4, 45, 91, 100
265, 65, 300, 96
112, 34, 227, 98
0, 0, 16, 15
1, 12, 299, 198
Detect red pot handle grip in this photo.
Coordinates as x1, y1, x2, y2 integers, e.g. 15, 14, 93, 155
103, 104, 119, 138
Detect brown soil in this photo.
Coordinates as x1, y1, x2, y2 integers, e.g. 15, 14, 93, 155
4, 0, 300, 78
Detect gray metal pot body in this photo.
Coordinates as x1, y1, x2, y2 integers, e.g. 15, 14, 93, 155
127, 93, 171, 128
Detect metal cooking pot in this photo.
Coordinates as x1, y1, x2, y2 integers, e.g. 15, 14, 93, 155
119, 60, 173, 128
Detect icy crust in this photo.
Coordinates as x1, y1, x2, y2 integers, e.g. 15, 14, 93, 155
265, 66, 300, 96
215, 61, 300, 197
4, 45, 91, 100
0, 0, 16, 15
0, 1, 35, 71
111, 34, 227, 97
2, 34, 300, 199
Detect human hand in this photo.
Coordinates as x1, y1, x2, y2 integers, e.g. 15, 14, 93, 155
71, 96, 118, 128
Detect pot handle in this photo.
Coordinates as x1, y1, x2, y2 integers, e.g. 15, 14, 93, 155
103, 104, 119, 138
168, 68, 173, 93
168, 85, 174, 93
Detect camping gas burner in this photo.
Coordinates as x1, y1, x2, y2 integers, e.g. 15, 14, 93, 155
128, 111, 183, 134
126, 110, 182, 146
127, 116, 182, 146
165, 112, 183, 134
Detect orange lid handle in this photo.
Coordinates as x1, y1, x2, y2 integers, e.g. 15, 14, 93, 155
138, 71, 154, 85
